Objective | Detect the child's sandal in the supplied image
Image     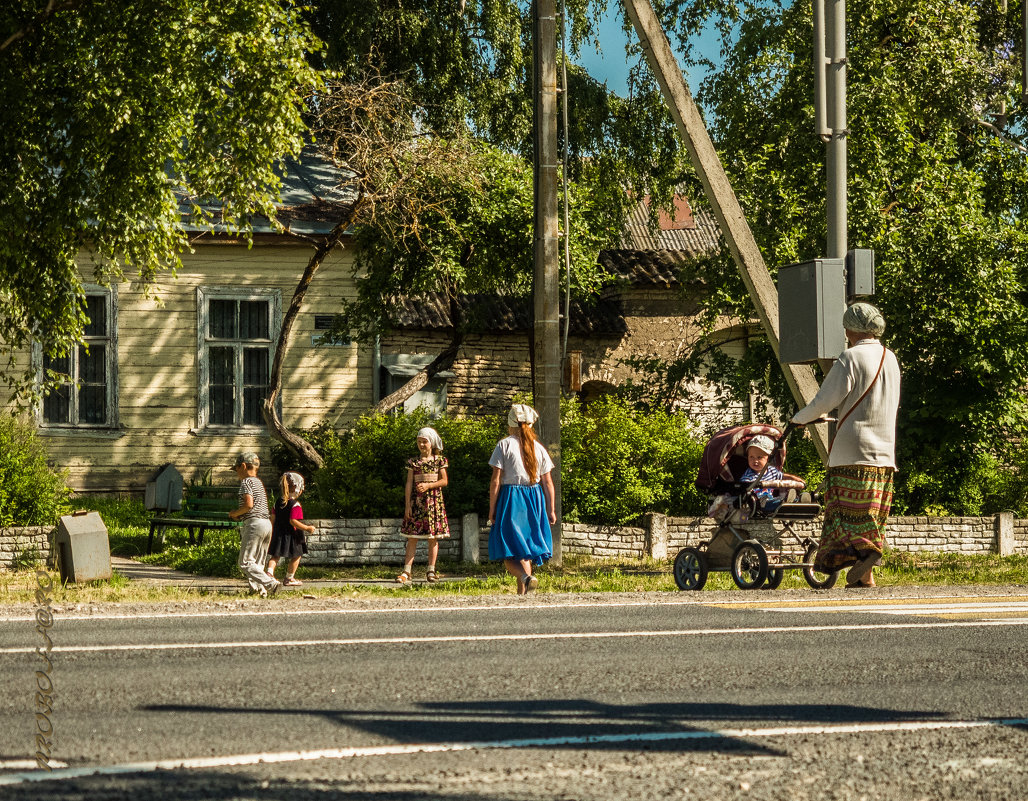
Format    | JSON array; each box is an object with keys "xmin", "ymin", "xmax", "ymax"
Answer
[
  {"xmin": 426, "ymin": 569, "xmax": 438, "ymax": 583},
  {"xmin": 396, "ymin": 571, "xmax": 411, "ymax": 585}
]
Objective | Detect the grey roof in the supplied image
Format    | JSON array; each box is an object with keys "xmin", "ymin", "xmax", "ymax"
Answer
[
  {"xmin": 619, "ymin": 205, "xmax": 721, "ymax": 255},
  {"xmin": 179, "ymin": 151, "xmax": 357, "ymax": 236}
]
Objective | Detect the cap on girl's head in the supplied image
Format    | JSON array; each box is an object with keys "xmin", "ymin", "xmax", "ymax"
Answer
[
  {"xmin": 417, "ymin": 427, "xmax": 443, "ymax": 452},
  {"xmin": 747, "ymin": 435, "xmax": 774, "ymax": 455},
  {"xmin": 508, "ymin": 403, "xmax": 539, "ymax": 427}
]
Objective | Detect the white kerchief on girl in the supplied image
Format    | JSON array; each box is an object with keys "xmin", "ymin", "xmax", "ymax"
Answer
[
  {"xmin": 285, "ymin": 471, "xmax": 305, "ymax": 497},
  {"xmin": 417, "ymin": 427, "xmax": 443, "ymax": 452},
  {"xmin": 508, "ymin": 404, "xmax": 539, "ymax": 427}
]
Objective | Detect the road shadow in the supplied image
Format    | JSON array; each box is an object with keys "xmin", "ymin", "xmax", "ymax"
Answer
[
  {"xmin": 0, "ymin": 771, "xmax": 506, "ymax": 801},
  {"xmin": 138, "ymin": 697, "xmax": 951, "ymax": 759}
]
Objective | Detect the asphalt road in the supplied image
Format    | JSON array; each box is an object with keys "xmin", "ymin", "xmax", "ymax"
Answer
[{"xmin": 2, "ymin": 591, "xmax": 1027, "ymax": 800}]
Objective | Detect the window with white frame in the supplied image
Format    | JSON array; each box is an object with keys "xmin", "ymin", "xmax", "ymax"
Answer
[
  {"xmin": 197, "ymin": 288, "xmax": 279, "ymax": 428},
  {"xmin": 40, "ymin": 288, "xmax": 117, "ymax": 428}
]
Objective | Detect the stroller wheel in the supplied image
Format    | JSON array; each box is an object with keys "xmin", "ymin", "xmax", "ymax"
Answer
[
  {"xmin": 762, "ymin": 568, "xmax": 784, "ymax": 590},
  {"xmin": 803, "ymin": 542, "xmax": 839, "ymax": 589},
  {"xmin": 673, "ymin": 547, "xmax": 709, "ymax": 591},
  {"xmin": 731, "ymin": 540, "xmax": 769, "ymax": 590}
]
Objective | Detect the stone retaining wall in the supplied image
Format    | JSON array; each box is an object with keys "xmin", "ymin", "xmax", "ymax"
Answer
[
  {"xmin": 0, "ymin": 527, "xmax": 53, "ymax": 570},
  {"xmin": 3, "ymin": 513, "xmax": 1026, "ymax": 571},
  {"xmin": 305, "ymin": 512, "xmax": 1028, "ymax": 565}
]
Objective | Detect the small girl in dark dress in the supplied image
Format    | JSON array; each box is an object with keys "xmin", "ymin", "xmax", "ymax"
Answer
[{"xmin": 266, "ymin": 472, "xmax": 315, "ymax": 587}]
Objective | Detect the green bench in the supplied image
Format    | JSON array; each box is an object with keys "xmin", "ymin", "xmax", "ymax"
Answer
[{"xmin": 146, "ymin": 485, "xmax": 243, "ymax": 555}]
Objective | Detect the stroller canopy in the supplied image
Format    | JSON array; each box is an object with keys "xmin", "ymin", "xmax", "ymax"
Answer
[{"xmin": 696, "ymin": 424, "xmax": 787, "ymax": 493}]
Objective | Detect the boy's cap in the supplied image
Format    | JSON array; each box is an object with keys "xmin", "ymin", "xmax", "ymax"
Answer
[{"xmin": 747, "ymin": 435, "xmax": 775, "ymax": 455}]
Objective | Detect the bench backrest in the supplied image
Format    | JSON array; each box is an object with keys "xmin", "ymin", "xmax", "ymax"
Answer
[
  {"xmin": 182, "ymin": 484, "xmax": 276, "ymax": 521},
  {"xmin": 184, "ymin": 486, "xmax": 239, "ymax": 521}
]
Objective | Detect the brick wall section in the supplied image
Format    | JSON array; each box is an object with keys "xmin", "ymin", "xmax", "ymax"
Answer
[{"xmin": 0, "ymin": 527, "xmax": 53, "ymax": 569}]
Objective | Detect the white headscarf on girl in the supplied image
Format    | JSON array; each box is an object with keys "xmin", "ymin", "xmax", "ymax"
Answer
[
  {"xmin": 508, "ymin": 403, "xmax": 539, "ymax": 427},
  {"xmin": 417, "ymin": 427, "xmax": 443, "ymax": 452},
  {"xmin": 284, "ymin": 471, "xmax": 305, "ymax": 498}
]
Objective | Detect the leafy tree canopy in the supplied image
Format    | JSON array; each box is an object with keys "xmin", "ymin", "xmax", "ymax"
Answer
[
  {"xmin": 0, "ymin": 0, "xmax": 321, "ymax": 398},
  {"xmin": 655, "ymin": 0, "xmax": 1028, "ymax": 513},
  {"xmin": 306, "ymin": 0, "xmax": 694, "ymax": 224}
]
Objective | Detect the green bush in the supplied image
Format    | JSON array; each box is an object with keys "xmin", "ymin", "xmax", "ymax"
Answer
[
  {"xmin": 0, "ymin": 414, "xmax": 71, "ymax": 526},
  {"xmin": 289, "ymin": 411, "xmax": 505, "ymax": 519},
  {"xmin": 561, "ymin": 396, "xmax": 707, "ymax": 524},
  {"xmin": 275, "ymin": 401, "xmax": 710, "ymax": 525}
]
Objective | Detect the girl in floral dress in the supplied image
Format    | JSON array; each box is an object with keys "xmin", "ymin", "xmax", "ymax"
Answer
[{"xmin": 397, "ymin": 427, "xmax": 450, "ymax": 584}]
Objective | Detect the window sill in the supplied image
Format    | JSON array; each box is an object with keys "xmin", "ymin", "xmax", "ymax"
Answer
[
  {"xmin": 38, "ymin": 427, "xmax": 126, "ymax": 439},
  {"xmin": 188, "ymin": 427, "xmax": 268, "ymax": 437}
]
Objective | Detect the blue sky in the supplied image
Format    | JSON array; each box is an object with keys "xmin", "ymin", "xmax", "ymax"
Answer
[{"xmin": 572, "ymin": 8, "xmax": 722, "ymax": 96}]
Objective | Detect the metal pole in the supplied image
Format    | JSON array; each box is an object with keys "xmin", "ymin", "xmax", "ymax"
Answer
[
  {"xmin": 533, "ymin": 0, "xmax": 563, "ymax": 563},
  {"xmin": 825, "ymin": 0, "xmax": 847, "ymax": 260}
]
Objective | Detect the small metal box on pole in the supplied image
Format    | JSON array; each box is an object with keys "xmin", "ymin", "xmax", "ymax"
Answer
[
  {"xmin": 778, "ymin": 258, "xmax": 847, "ymax": 364},
  {"xmin": 54, "ymin": 511, "xmax": 111, "ymax": 583},
  {"xmin": 846, "ymin": 248, "xmax": 875, "ymax": 298}
]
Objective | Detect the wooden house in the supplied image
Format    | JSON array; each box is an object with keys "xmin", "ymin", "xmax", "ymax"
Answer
[{"xmin": 3, "ymin": 159, "xmax": 367, "ymax": 492}]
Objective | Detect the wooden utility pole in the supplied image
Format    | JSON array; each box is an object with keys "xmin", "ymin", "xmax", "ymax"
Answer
[
  {"xmin": 622, "ymin": 0, "xmax": 830, "ymax": 459},
  {"xmin": 533, "ymin": 0, "xmax": 563, "ymax": 560}
]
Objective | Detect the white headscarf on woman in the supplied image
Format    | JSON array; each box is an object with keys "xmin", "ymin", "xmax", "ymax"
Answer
[
  {"xmin": 508, "ymin": 403, "xmax": 539, "ymax": 427},
  {"xmin": 417, "ymin": 427, "xmax": 443, "ymax": 452},
  {"xmin": 842, "ymin": 302, "xmax": 886, "ymax": 336}
]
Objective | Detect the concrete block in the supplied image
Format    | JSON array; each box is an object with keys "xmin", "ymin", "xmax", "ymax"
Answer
[
  {"xmin": 462, "ymin": 513, "xmax": 480, "ymax": 564},
  {"xmin": 995, "ymin": 512, "xmax": 1014, "ymax": 557}
]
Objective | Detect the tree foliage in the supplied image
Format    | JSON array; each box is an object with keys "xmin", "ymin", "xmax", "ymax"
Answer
[
  {"xmin": 654, "ymin": 0, "xmax": 1028, "ymax": 513},
  {"xmin": 306, "ymin": 0, "xmax": 694, "ymax": 221},
  {"xmin": 0, "ymin": 0, "xmax": 320, "ymax": 398}
]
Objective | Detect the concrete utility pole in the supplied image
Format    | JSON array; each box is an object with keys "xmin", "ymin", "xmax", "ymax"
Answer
[
  {"xmin": 622, "ymin": 0, "xmax": 830, "ymax": 459},
  {"xmin": 532, "ymin": 0, "xmax": 563, "ymax": 561}
]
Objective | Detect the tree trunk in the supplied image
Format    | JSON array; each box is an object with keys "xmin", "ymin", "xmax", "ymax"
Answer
[
  {"xmin": 262, "ymin": 206, "xmax": 359, "ymax": 468},
  {"xmin": 370, "ymin": 333, "xmax": 462, "ymax": 416}
]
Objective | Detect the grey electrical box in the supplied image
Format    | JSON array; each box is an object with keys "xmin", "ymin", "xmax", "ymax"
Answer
[
  {"xmin": 778, "ymin": 258, "xmax": 847, "ymax": 363},
  {"xmin": 846, "ymin": 248, "xmax": 875, "ymax": 298},
  {"xmin": 54, "ymin": 511, "xmax": 112, "ymax": 583}
]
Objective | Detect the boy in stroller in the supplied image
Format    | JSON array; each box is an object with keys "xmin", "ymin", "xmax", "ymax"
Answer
[{"xmin": 740, "ymin": 434, "xmax": 789, "ymax": 513}]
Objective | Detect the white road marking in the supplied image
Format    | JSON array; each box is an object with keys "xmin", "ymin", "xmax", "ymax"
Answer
[
  {"xmin": 0, "ymin": 618, "xmax": 1026, "ymax": 655},
  {"xmin": 2, "ymin": 717, "xmax": 1026, "ymax": 786},
  {"xmin": 1, "ymin": 594, "xmax": 1025, "ymax": 624},
  {"xmin": 0, "ymin": 760, "xmax": 68, "ymax": 770}
]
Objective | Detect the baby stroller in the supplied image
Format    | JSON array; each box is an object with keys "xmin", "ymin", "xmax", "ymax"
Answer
[{"xmin": 673, "ymin": 423, "xmax": 840, "ymax": 591}]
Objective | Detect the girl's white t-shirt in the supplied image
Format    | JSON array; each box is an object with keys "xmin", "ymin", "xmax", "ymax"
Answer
[{"xmin": 488, "ymin": 436, "xmax": 553, "ymax": 486}]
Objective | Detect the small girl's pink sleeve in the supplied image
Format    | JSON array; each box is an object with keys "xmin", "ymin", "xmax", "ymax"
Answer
[{"xmin": 290, "ymin": 503, "xmax": 304, "ymax": 521}]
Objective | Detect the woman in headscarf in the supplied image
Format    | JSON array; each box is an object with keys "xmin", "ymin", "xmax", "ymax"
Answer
[
  {"xmin": 487, "ymin": 404, "xmax": 557, "ymax": 594},
  {"xmin": 792, "ymin": 302, "xmax": 902, "ymax": 587}
]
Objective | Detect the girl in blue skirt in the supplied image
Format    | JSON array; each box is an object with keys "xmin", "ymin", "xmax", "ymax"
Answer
[{"xmin": 487, "ymin": 403, "xmax": 557, "ymax": 594}]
